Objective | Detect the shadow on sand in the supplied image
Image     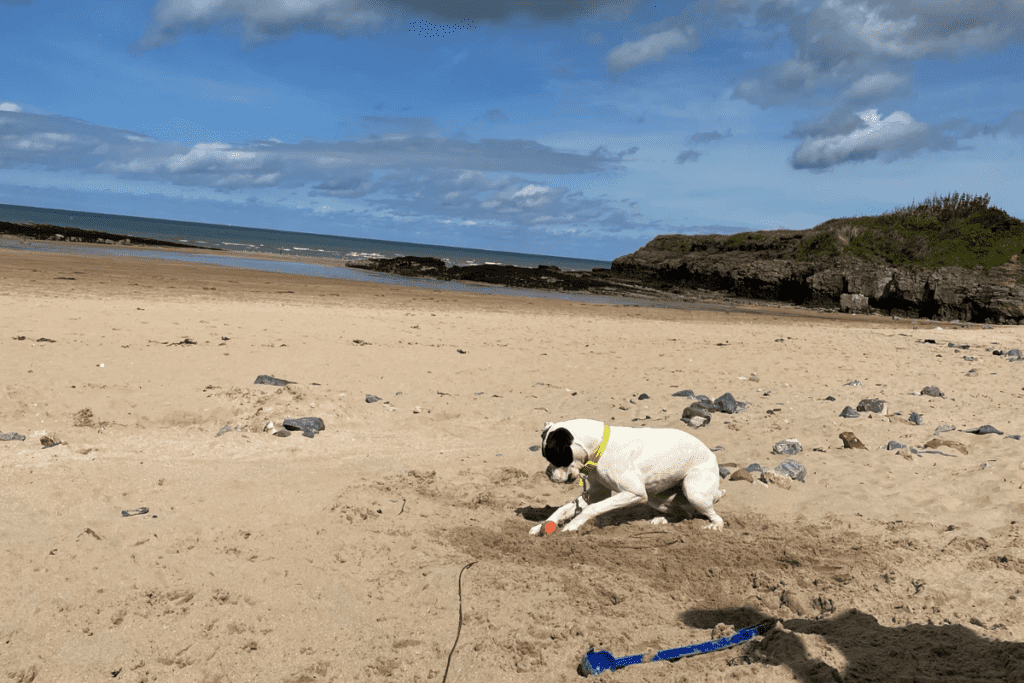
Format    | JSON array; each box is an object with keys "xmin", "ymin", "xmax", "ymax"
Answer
[{"xmin": 683, "ymin": 606, "xmax": 1024, "ymax": 682}]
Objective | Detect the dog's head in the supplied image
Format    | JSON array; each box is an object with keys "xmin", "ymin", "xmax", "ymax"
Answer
[{"xmin": 540, "ymin": 421, "xmax": 583, "ymax": 484}]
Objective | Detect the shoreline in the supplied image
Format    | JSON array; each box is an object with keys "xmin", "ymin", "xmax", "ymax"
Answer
[{"xmin": 1, "ymin": 236, "xmax": 988, "ymax": 327}]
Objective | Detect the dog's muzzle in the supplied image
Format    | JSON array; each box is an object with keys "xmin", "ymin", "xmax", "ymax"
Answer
[{"xmin": 546, "ymin": 463, "xmax": 580, "ymax": 485}]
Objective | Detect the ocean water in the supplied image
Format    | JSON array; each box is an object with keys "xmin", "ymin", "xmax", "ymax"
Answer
[{"xmin": 0, "ymin": 203, "xmax": 612, "ymax": 271}]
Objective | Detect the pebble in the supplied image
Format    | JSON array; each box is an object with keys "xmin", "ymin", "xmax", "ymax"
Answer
[
  {"xmin": 840, "ymin": 406, "xmax": 860, "ymax": 418},
  {"xmin": 718, "ymin": 466, "xmax": 730, "ymax": 479},
  {"xmin": 366, "ymin": 394, "xmax": 382, "ymax": 403},
  {"xmin": 933, "ymin": 424, "xmax": 956, "ymax": 435},
  {"xmin": 713, "ymin": 392, "xmax": 748, "ymax": 414},
  {"xmin": 0, "ymin": 432, "xmax": 26, "ymax": 441},
  {"xmin": 683, "ymin": 415, "xmax": 709, "ymax": 428},
  {"xmin": 962, "ymin": 425, "xmax": 1003, "ymax": 435},
  {"xmin": 856, "ymin": 398, "xmax": 888, "ymax": 415},
  {"xmin": 909, "ymin": 412, "xmax": 924, "ymax": 425},
  {"xmin": 921, "ymin": 386, "xmax": 945, "ymax": 398},
  {"xmin": 729, "ymin": 468, "xmax": 754, "ymax": 482},
  {"xmin": 745, "ymin": 463, "xmax": 765, "ymax": 473},
  {"xmin": 40, "ymin": 435, "xmax": 63, "ymax": 449},
  {"xmin": 254, "ymin": 374, "xmax": 294, "ymax": 386},
  {"xmin": 215, "ymin": 425, "xmax": 232, "ymax": 437},
  {"xmin": 825, "ymin": 396, "xmax": 836, "ymax": 401},
  {"xmin": 840, "ymin": 432, "xmax": 867, "ymax": 449},
  {"xmin": 760, "ymin": 471, "xmax": 792, "ymax": 489},
  {"xmin": 886, "ymin": 440, "xmax": 907, "ymax": 450},
  {"xmin": 773, "ymin": 439, "xmax": 802, "ymax": 455},
  {"xmin": 844, "ymin": 380, "xmax": 862, "ymax": 387},
  {"xmin": 774, "ymin": 458, "xmax": 806, "ymax": 482},
  {"xmin": 672, "ymin": 389, "xmax": 696, "ymax": 398},
  {"xmin": 637, "ymin": 393, "xmax": 650, "ymax": 401},
  {"xmin": 283, "ymin": 417, "xmax": 326, "ymax": 438}
]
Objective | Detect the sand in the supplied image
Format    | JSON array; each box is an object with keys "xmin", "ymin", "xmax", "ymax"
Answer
[{"xmin": 1, "ymin": 247, "xmax": 1022, "ymax": 683}]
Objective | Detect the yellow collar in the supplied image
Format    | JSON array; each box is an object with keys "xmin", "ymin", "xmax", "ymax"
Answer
[{"xmin": 578, "ymin": 424, "xmax": 611, "ymax": 486}]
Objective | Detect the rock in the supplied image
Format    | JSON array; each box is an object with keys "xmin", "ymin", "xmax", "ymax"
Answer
[
  {"xmin": 718, "ymin": 466, "xmax": 731, "ymax": 479},
  {"xmin": 774, "ymin": 459, "xmax": 806, "ymax": 482},
  {"xmin": 921, "ymin": 386, "xmax": 945, "ymax": 398},
  {"xmin": 963, "ymin": 425, "xmax": 1003, "ymax": 435},
  {"xmin": 283, "ymin": 417, "xmax": 326, "ymax": 438},
  {"xmin": 948, "ymin": 342, "xmax": 970, "ymax": 349},
  {"xmin": 274, "ymin": 429, "xmax": 290, "ymax": 437},
  {"xmin": 923, "ymin": 438, "xmax": 968, "ymax": 455},
  {"xmin": 909, "ymin": 412, "xmax": 924, "ymax": 425},
  {"xmin": 856, "ymin": 398, "xmax": 888, "ymax": 415},
  {"xmin": 255, "ymin": 374, "xmax": 294, "ymax": 386},
  {"xmin": 683, "ymin": 415, "xmax": 708, "ymax": 428},
  {"xmin": 713, "ymin": 392, "xmax": 748, "ymax": 414},
  {"xmin": 825, "ymin": 396, "xmax": 836, "ymax": 401},
  {"xmin": 843, "ymin": 380, "xmax": 862, "ymax": 387},
  {"xmin": 965, "ymin": 368, "xmax": 978, "ymax": 376},
  {"xmin": 40, "ymin": 435, "xmax": 62, "ymax": 449},
  {"xmin": 886, "ymin": 440, "xmax": 907, "ymax": 450},
  {"xmin": 672, "ymin": 389, "xmax": 696, "ymax": 398},
  {"xmin": 365, "ymin": 394, "xmax": 382, "ymax": 403},
  {"xmin": 637, "ymin": 393, "xmax": 650, "ymax": 401},
  {"xmin": 773, "ymin": 439, "xmax": 802, "ymax": 455},
  {"xmin": 729, "ymin": 468, "xmax": 754, "ymax": 482},
  {"xmin": 0, "ymin": 432, "xmax": 27, "ymax": 441},
  {"xmin": 682, "ymin": 403, "xmax": 712, "ymax": 425},
  {"xmin": 1006, "ymin": 434, "xmax": 1021, "ymax": 440},
  {"xmin": 933, "ymin": 424, "xmax": 956, "ymax": 435},
  {"xmin": 216, "ymin": 425, "xmax": 232, "ymax": 437},
  {"xmin": 840, "ymin": 432, "xmax": 867, "ymax": 449},
  {"xmin": 760, "ymin": 471, "xmax": 792, "ymax": 489},
  {"xmin": 840, "ymin": 406, "xmax": 860, "ymax": 418}
]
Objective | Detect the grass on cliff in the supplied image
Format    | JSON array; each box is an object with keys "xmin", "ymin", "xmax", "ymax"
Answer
[{"xmin": 657, "ymin": 193, "xmax": 1024, "ymax": 270}]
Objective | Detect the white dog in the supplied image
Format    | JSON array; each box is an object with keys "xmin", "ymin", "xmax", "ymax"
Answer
[{"xmin": 529, "ymin": 419, "xmax": 725, "ymax": 535}]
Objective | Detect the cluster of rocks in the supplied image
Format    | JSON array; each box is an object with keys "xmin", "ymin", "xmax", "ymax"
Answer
[
  {"xmin": 0, "ymin": 220, "xmax": 218, "ymax": 250},
  {"xmin": 719, "ymin": 455, "xmax": 807, "ymax": 489},
  {"xmin": 676, "ymin": 390, "xmax": 749, "ymax": 428}
]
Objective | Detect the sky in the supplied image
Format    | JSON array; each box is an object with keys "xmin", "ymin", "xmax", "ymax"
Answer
[{"xmin": 1, "ymin": 0, "xmax": 1023, "ymax": 261}]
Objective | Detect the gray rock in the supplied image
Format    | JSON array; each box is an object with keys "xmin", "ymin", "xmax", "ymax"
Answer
[
  {"xmin": 283, "ymin": 417, "xmax": 326, "ymax": 438},
  {"xmin": 683, "ymin": 415, "xmax": 709, "ymax": 428},
  {"xmin": 637, "ymin": 393, "xmax": 650, "ymax": 401},
  {"xmin": 843, "ymin": 380, "xmax": 862, "ymax": 387},
  {"xmin": 933, "ymin": 424, "xmax": 956, "ymax": 435},
  {"xmin": 713, "ymin": 392, "xmax": 748, "ymax": 414},
  {"xmin": 718, "ymin": 466, "xmax": 731, "ymax": 479},
  {"xmin": 693, "ymin": 395, "xmax": 714, "ymax": 410},
  {"xmin": 774, "ymin": 458, "xmax": 806, "ymax": 482},
  {"xmin": 963, "ymin": 425, "xmax": 1003, "ymax": 435},
  {"xmin": 840, "ymin": 406, "xmax": 860, "ymax": 418},
  {"xmin": 909, "ymin": 412, "xmax": 924, "ymax": 425},
  {"xmin": 672, "ymin": 389, "xmax": 696, "ymax": 398},
  {"xmin": 856, "ymin": 398, "xmax": 888, "ymax": 415},
  {"xmin": 529, "ymin": 445, "xmax": 540, "ymax": 451},
  {"xmin": 365, "ymin": 394, "xmax": 383, "ymax": 403},
  {"xmin": 0, "ymin": 432, "xmax": 26, "ymax": 441},
  {"xmin": 921, "ymin": 386, "xmax": 945, "ymax": 398},
  {"xmin": 825, "ymin": 396, "xmax": 836, "ymax": 401},
  {"xmin": 1006, "ymin": 434, "xmax": 1021, "ymax": 441},
  {"xmin": 745, "ymin": 463, "xmax": 764, "ymax": 473},
  {"xmin": 886, "ymin": 440, "xmax": 907, "ymax": 450},
  {"xmin": 948, "ymin": 342, "xmax": 970, "ymax": 349},
  {"xmin": 773, "ymin": 439, "xmax": 802, "ymax": 456},
  {"xmin": 216, "ymin": 425, "xmax": 232, "ymax": 437},
  {"xmin": 273, "ymin": 429, "xmax": 290, "ymax": 437},
  {"xmin": 683, "ymin": 403, "xmax": 712, "ymax": 420},
  {"xmin": 255, "ymin": 374, "xmax": 294, "ymax": 386}
]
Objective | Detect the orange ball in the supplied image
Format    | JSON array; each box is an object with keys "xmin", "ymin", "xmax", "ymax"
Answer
[{"xmin": 543, "ymin": 521, "xmax": 557, "ymax": 535}]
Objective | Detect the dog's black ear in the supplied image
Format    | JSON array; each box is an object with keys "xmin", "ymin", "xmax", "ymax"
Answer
[{"xmin": 542, "ymin": 427, "xmax": 574, "ymax": 468}]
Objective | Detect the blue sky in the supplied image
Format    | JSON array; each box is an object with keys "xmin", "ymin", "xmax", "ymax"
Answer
[{"xmin": 1, "ymin": 0, "xmax": 1023, "ymax": 261}]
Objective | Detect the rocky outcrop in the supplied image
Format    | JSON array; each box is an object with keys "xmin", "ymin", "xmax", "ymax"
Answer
[{"xmin": 612, "ymin": 239, "xmax": 1024, "ymax": 324}]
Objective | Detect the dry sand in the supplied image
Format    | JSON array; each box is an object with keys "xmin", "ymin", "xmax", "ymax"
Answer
[{"xmin": 1, "ymin": 247, "xmax": 1022, "ymax": 683}]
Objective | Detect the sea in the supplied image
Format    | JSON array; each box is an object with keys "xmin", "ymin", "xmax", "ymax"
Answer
[{"xmin": 1, "ymin": 202, "xmax": 682, "ymax": 307}]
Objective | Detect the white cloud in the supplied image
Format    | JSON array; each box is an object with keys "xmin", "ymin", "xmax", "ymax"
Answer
[
  {"xmin": 841, "ymin": 71, "xmax": 911, "ymax": 102},
  {"xmin": 0, "ymin": 102, "xmax": 22, "ymax": 112},
  {"xmin": 790, "ymin": 107, "xmax": 958, "ymax": 170},
  {"xmin": 605, "ymin": 26, "xmax": 698, "ymax": 73}
]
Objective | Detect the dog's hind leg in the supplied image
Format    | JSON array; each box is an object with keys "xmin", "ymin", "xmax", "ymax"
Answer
[{"xmin": 683, "ymin": 470, "xmax": 725, "ymax": 531}]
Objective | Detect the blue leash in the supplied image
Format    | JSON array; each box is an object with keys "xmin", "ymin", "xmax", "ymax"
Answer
[{"xmin": 578, "ymin": 619, "xmax": 776, "ymax": 676}]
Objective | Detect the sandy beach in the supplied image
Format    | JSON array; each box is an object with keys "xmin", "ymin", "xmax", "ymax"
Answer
[{"xmin": 2, "ymin": 247, "xmax": 1022, "ymax": 683}]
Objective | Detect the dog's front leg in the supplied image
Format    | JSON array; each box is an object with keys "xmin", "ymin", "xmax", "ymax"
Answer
[
  {"xmin": 561, "ymin": 491, "xmax": 645, "ymax": 533},
  {"xmin": 529, "ymin": 495, "xmax": 588, "ymax": 536}
]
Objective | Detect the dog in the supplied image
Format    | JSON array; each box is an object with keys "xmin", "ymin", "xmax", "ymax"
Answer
[{"xmin": 529, "ymin": 419, "xmax": 724, "ymax": 535}]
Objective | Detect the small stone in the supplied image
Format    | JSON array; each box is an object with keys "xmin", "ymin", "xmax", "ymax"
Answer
[
  {"xmin": 637, "ymin": 393, "xmax": 650, "ymax": 401},
  {"xmin": 718, "ymin": 466, "xmax": 731, "ymax": 479},
  {"xmin": 274, "ymin": 429, "xmax": 290, "ymax": 437},
  {"xmin": 774, "ymin": 459, "xmax": 806, "ymax": 482},
  {"xmin": 529, "ymin": 445, "xmax": 539, "ymax": 451},
  {"xmin": 840, "ymin": 432, "xmax": 867, "ymax": 449},
  {"xmin": 773, "ymin": 439, "xmax": 802, "ymax": 456},
  {"xmin": 283, "ymin": 417, "xmax": 326, "ymax": 438},
  {"xmin": 40, "ymin": 435, "xmax": 62, "ymax": 449},
  {"xmin": 216, "ymin": 425, "xmax": 232, "ymax": 437},
  {"xmin": 825, "ymin": 396, "xmax": 836, "ymax": 401},
  {"xmin": 963, "ymin": 425, "xmax": 1003, "ymax": 435},
  {"xmin": 760, "ymin": 471, "xmax": 792, "ymax": 489},
  {"xmin": 933, "ymin": 424, "xmax": 956, "ymax": 436},
  {"xmin": 921, "ymin": 386, "xmax": 945, "ymax": 398},
  {"xmin": 745, "ymin": 463, "xmax": 764, "ymax": 473},
  {"xmin": 255, "ymin": 374, "xmax": 294, "ymax": 386},
  {"xmin": 729, "ymin": 468, "xmax": 754, "ymax": 482},
  {"xmin": 843, "ymin": 380, "xmax": 862, "ymax": 387},
  {"xmin": 840, "ymin": 406, "xmax": 860, "ymax": 418},
  {"xmin": 856, "ymin": 398, "xmax": 888, "ymax": 415},
  {"xmin": 683, "ymin": 415, "xmax": 708, "ymax": 428},
  {"xmin": 713, "ymin": 392, "xmax": 748, "ymax": 414},
  {"xmin": 366, "ymin": 394, "xmax": 382, "ymax": 403},
  {"xmin": 683, "ymin": 403, "xmax": 712, "ymax": 420},
  {"xmin": 672, "ymin": 389, "xmax": 696, "ymax": 398},
  {"xmin": 0, "ymin": 432, "xmax": 27, "ymax": 441},
  {"xmin": 909, "ymin": 412, "xmax": 924, "ymax": 425},
  {"xmin": 1005, "ymin": 434, "xmax": 1021, "ymax": 441},
  {"xmin": 886, "ymin": 440, "xmax": 907, "ymax": 450}
]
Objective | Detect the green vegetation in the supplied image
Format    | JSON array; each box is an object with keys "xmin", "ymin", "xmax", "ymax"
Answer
[{"xmin": 659, "ymin": 193, "xmax": 1024, "ymax": 270}]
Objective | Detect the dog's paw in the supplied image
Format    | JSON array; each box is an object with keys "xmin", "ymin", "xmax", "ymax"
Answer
[
  {"xmin": 529, "ymin": 523, "xmax": 545, "ymax": 536},
  {"xmin": 703, "ymin": 518, "xmax": 725, "ymax": 531}
]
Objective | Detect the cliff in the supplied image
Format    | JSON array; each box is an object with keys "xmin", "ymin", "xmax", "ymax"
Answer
[{"xmin": 611, "ymin": 194, "xmax": 1024, "ymax": 324}]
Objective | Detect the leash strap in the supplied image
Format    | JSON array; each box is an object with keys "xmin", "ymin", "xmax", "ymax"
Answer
[{"xmin": 578, "ymin": 424, "xmax": 611, "ymax": 486}]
